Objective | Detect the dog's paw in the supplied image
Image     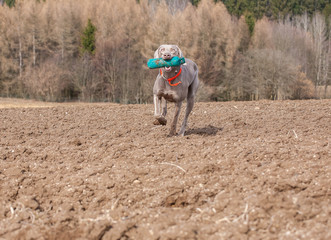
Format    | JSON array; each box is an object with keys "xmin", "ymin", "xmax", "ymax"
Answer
[
  {"xmin": 153, "ymin": 119, "xmax": 161, "ymax": 125},
  {"xmin": 158, "ymin": 116, "xmax": 167, "ymax": 125},
  {"xmin": 153, "ymin": 117, "xmax": 167, "ymax": 126},
  {"xmin": 154, "ymin": 116, "xmax": 167, "ymax": 126},
  {"xmin": 168, "ymin": 128, "xmax": 176, "ymax": 137}
]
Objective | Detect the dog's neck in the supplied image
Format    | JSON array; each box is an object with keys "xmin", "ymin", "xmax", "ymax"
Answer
[
  {"xmin": 161, "ymin": 66, "xmax": 180, "ymax": 79},
  {"xmin": 160, "ymin": 67, "xmax": 182, "ymax": 87}
]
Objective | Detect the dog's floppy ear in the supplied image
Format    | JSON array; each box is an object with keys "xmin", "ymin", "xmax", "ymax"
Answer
[
  {"xmin": 154, "ymin": 45, "xmax": 163, "ymax": 58},
  {"xmin": 175, "ymin": 45, "xmax": 183, "ymax": 57}
]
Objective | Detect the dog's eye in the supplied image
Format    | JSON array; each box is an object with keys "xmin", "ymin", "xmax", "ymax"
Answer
[
  {"xmin": 170, "ymin": 48, "xmax": 176, "ymax": 53},
  {"xmin": 160, "ymin": 48, "xmax": 165, "ymax": 52}
]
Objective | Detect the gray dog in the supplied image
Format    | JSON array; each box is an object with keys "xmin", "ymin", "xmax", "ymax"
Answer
[{"xmin": 153, "ymin": 45, "xmax": 199, "ymax": 136}]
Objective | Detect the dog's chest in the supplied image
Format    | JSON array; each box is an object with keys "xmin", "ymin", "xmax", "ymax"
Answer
[{"xmin": 157, "ymin": 89, "xmax": 180, "ymax": 102}]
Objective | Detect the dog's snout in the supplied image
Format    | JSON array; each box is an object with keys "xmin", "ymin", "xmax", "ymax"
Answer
[{"xmin": 162, "ymin": 52, "xmax": 172, "ymax": 60}]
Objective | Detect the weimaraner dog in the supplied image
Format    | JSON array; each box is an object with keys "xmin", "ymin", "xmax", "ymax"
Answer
[{"xmin": 153, "ymin": 45, "xmax": 199, "ymax": 136}]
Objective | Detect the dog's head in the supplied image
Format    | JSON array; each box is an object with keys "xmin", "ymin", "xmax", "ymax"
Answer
[{"xmin": 154, "ymin": 45, "xmax": 183, "ymax": 72}]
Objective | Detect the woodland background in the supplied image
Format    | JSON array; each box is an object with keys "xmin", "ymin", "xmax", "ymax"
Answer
[{"xmin": 0, "ymin": 0, "xmax": 331, "ymax": 102}]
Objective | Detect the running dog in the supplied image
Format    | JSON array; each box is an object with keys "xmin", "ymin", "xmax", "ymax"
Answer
[{"xmin": 153, "ymin": 45, "xmax": 199, "ymax": 136}]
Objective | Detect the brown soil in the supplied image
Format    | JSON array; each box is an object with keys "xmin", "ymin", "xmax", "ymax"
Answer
[{"xmin": 0, "ymin": 99, "xmax": 330, "ymax": 239}]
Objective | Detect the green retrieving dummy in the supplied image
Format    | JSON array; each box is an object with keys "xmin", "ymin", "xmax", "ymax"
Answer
[{"xmin": 147, "ymin": 56, "xmax": 185, "ymax": 69}]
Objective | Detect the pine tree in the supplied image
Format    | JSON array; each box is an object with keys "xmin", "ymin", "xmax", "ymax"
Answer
[
  {"xmin": 245, "ymin": 11, "xmax": 255, "ymax": 36},
  {"xmin": 81, "ymin": 18, "xmax": 97, "ymax": 55},
  {"xmin": 5, "ymin": 0, "xmax": 15, "ymax": 8}
]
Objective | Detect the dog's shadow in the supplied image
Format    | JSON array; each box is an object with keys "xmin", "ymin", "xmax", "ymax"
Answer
[{"xmin": 185, "ymin": 125, "xmax": 223, "ymax": 136}]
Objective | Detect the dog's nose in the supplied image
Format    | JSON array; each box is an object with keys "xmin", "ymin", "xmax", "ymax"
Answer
[{"xmin": 162, "ymin": 53, "xmax": 172, "ymax": 59}]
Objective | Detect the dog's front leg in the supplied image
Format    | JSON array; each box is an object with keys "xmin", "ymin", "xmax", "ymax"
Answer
[
  {"xmin": 161, "ymin": 97, "xmax": 167, "ymax": 117},
  {"xmin": 153, "ymin": 95, "xmax": 167, "ymax": 125},
  {"xmin": 153, "ymin": 94, "xmax": 161, "ymax": 117},
  {"xmin": 169, "ymin": 101, "xmax": 182, "ymax": 136}
]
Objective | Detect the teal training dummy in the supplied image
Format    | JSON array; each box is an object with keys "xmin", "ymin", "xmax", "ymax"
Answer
[{"xmin": 147, "ymin": 56, "xmax": 185, "ymax": 69}]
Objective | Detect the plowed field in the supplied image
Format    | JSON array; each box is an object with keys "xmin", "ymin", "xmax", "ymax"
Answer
[{"xmin": 0, "ymin": 98, "xmax": 330, "ymax": 239}]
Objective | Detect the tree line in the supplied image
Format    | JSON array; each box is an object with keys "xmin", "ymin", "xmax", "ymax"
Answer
[
  {"xmin": 192, "ymin": 0, "xmax": 331, "ymax": 19},
  {"xmin": 0, "ymin": 0, "xmax": 330, "ymax": 102},
  {"xmin": 4, "ymin": 0, "xmax": 331, "ymax": 19}
]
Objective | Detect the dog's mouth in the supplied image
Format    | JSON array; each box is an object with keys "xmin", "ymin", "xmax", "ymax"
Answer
[{"xmin": 164, "ymin": 66, "xmax": 172, "ymax": 72}]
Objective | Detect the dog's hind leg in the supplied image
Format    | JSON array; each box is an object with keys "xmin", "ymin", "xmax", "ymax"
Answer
[
  {"xmin": 178, "ymin": 96, "xmax": 194, "ymax": 136},
  {"xmin": 178, "ymin": 77, "xmax": 199, "ymax": 136},
  {"xmin": 169, "ymin": 101, "xmax": 182, "ymax": 136}
]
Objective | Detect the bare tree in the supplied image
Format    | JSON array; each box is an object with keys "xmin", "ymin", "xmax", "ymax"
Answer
[
  {"xmin": 310, "ymin": 13, "xmax": 328, "ymax": 95},
  {"xmin": 166, "ymin": 0, "xmax": 189, "ymax": 15},
  {"xmin": 15, "ymin": 1, "xmax": 24, "ymax": 78},
  {"xmin": 148, "ymin": 0, "xmax": 189, "ymax": 15},
  {"xmin": 295, "ymin": 12, "xmax": 310, "ymax": 74},
  {"xmin": 291, "ymin": 71, "xmax": 314, "ymax": 99},
  {"xmin": 251, "ymin": 17, "xmax": 273, "ymax": 49},
  {"xmin": 25, "ymin": 0, "xmax": 43, "ymax": 67},
  {"xmin": 237, "ymin": 49, "xmax": 297, "ymax": 100},
  {"xmin": 193, "ymin": 0, "xmax": 230, "ymax": 86},
  {"xmin": 23, "ymin": 60, "xmax": 71, "ymax": 101},
  {"xmin": 55, "ymin": 0, "xmax": 81, "ymax": 61}
]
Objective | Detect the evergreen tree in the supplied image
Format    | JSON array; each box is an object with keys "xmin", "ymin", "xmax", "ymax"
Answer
[
  {"xmin": 4, "ymin": 0, "xmax": 15, "ymax": 7},
  {"xmin": 190, "ymin": 0, "xmax": 331, "ymax": 19},
  {"xmin": 245, "ymin": 11, "xmax": 255, "ymax": 36},
  {"xmin": 81, "ymin": 18, "xmax": 97, "ymax": 55},
  {"xmin": 190, "ymin": 0, "xmax": 200, "ymax": 6}
]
